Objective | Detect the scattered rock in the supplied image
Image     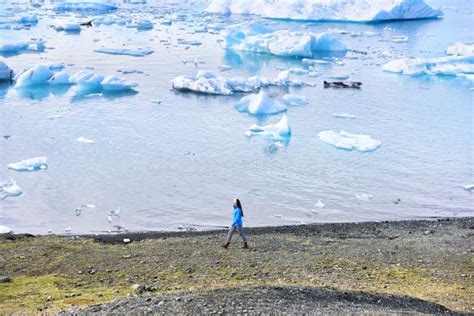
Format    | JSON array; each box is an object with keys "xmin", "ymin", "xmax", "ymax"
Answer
[{"xmin": 0, "ymin": 276, "xmax": 11, "ymax": 283}]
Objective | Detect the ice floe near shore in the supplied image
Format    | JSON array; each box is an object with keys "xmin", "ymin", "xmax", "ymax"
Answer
[
  {"xmin": 235, "ymin": 90, "xmax": 287, "ymax": 115},
  {"xmin": 0, "ymin": 180, "xmax": 23, "ymax": 200},
  {"xmin": 8, "ymin": 156, "xmax": 48, "ymax": 171},
  {"xmin": 94, "ymin": 48, "xmax": 153, "ymax": 57},
  {"xmin": 171, "ymin": 70, "xmax": 313, "ymax": 95},
  {"xmin": 223, "ymin": 23, "xmax": 346, "ymax": 58},
  {"xmin": 206, "ymin": 0, "xmax": 443, "ymax": 22},
  {"xmin": 0, "ymin": 62, "xmax": 13, "ymax": 81},
  {"xmin": 246, "ymin": 115, "xmax": 291, "ymax": 140},
  {"xmin": 318, "ymin": 130, "xmax": 381, "ymax": 152}
]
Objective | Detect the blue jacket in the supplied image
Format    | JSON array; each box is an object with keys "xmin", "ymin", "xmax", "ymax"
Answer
[{"xmin": 231, "ymin": 207, "xmax": 243, "ymax": 227}]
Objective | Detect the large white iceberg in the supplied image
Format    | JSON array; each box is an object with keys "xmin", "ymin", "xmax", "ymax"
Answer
[
  {"xmin": 223, "ymin": 24, "xmax": 346, "ymax": 58},
  {"xmin": 0, "ymin": 180, "xmax": 23, "ymax": 200},
  {"xmin": 14, "ymin": 65, "xmax": 53, "ymax": 88},
  {"xmin": 206, "ymin": 0, "xmax": 443, "ymax": 22},
  {"xmin": 94, "ymin": 48, "xmax": 153, "ymax": 57},
  {"xmin": 0, "ymin": 61, "xmax": 13, "ymax": 81},
  {"xmin": 383, "ymin": 55, "xmax": 474, "ymax": 76},
  {"xmin": 318, "ymin": 130, "xmax": 381, "ymax": 152},
  {"xmin": 246, "ymin": 115, "xmax": 291, "ymax": 140},
  {"xmin": 235, "ymin": 90, "xmax": 287, "ymax": 115},
  {"xmin": 171, "ymin": 70, "xmax": 313, "ymax": 95},
  {"xmin": 8, "ymin": 156, "xmax": 48, "ymax": 171}
]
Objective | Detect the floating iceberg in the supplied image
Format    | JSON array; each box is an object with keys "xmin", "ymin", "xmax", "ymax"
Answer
[
  {"xmin": 383, "ymin": 55, "xmax": 474, "ymax": 76},
  {"xmin": 14, "ymin": 65, "xmax": 53, "ymax": 88},
  {"xmin": 101, "ymin": 75, "xmax": 138, "ymax": 91},
  {"xmin": 235, "ymin": 90, "xmax": 287, "ymax": 115},
  {"xmin": 283, "ymin": 94, "xmax": 308, "ymax": 106},
  {"xmin": 0, "ymin": 180, "xmax": 23, "ymax": 200},
  {"xmin": 246, "ymin": 115, "xmax": 291, "ymax": 140},
  {"xmin": 70, "ymin": 71, "xmax": 104, "ymax": 89},
  {"xmin": 223, "ymin": 24, "xmax": 346, "ymax": 58},
  {"xmin": 16, "ymin": 15, "xmax": 38, "ymax": 25},
  {"xmin": 54, "ymin": 23, "xmax": 81, "ymax": 32},
  {"xmin": 136, "ymin": 19, "xmax": 153, "ymax": 30},
  {"xmin": 0, "ymin": 40, "xmax": 45, "ymax": 55},
  {"xmin": 446, "ymin": 43, "xmax": 474, "ymax": 56},
  {"xmin": 77, "ymin": 136, "xmax": 95, "ymax": 144},
  {"xmin": 7, "ymin": 156, "xmax": 48, "ymax": 171},
  {"xmin": 94, "ymin": 48, "xmax": 153, "ymax": 57},
  {"xmin": 54, "ymin": 1, "xmax": 117, "ymax": 13},
  {"xmin": 0, "ymin": 61, "xmax": 13, "ymax": 81},
  {"xmin": 49, "ymin": 71, "xmax": 72, "ymax": 85},
  {"xmin": 463, "ymin": 184, "xmax": 474, "ymax": 192},
  {"xmin": 171, "ymin": 70, "xmax": 313, "ymax": 95},
  {"xmin": 318, "ymin": 130, "xmax": 381, "ymax": 152},
  {"xmin": 333, "ymin": 113, "xmax": 356, "ymax": 119},
  {"xmin": 206, "ymin": 0, "xmax": 443, "ymax": 22}
]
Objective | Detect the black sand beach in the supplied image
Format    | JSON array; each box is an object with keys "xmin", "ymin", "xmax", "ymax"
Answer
[{"xmin": 1, "ymin": 217, "xmax": 473, "ymax": 314}]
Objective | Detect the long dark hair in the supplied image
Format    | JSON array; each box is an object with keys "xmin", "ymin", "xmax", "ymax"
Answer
[{"xmin": 234, "ymin": 198, "xmax": 244, "ymax": 217}]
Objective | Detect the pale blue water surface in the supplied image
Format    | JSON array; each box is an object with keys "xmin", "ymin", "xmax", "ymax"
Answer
[{"xmin": 0, "ymin": 0, "xmax": 473, "ymax": 234}]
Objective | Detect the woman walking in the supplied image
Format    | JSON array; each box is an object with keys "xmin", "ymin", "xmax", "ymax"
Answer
[{"xmin": 222, "ymin": 198, "xmax": 248, "ymax": 249}]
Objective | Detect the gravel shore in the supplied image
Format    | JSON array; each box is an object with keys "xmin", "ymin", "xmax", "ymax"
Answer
[{"xmin": 1, "ymin": 217, "xmax": 473, "ymax": 314}]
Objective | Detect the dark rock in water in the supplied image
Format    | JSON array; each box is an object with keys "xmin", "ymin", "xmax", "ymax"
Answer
[
  {"xmin": 0, "ymin": 276, "xmax": 11, "ymax": 283},
  {"xmin": 324, "ymin": 80, "xmax": 362, "ymax": 89}
]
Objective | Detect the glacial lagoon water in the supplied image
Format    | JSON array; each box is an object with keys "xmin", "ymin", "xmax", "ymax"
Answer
[{"xmin": 0, "ymin": 0, "xmax": 473, "ymax": 234}]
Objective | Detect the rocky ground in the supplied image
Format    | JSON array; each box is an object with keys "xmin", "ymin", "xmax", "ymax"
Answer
[{"xmin": 0, "ymin": 217, "xmax": 473, "ymax": 314}]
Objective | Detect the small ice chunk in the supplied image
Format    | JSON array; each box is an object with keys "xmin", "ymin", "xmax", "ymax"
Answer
[
  {"xmin": 8, "ymin": 156, "xmax": 48, "ymax": 171},
  {"xmin": 356, "ymin": 193, "xmax": 373, "ymax": 201},
  {"xmin": 14, "ymin": 65, "xmax": 53, "ymax": 88},
  {"xmin": 318, "ymin": 130, "xmax": 381, "ymax": 152},
  {"xmin": 77, "ymin": 136, "xmax": 95, "ymax": 144},
  {"xmin": 246, "ymin": 115, "xmax": 291, "ymax": 140},
  {"xmin": 283, "ymin": 94, "xmax": 308, "ymax": 106},
  {"xmin": 94, "ymin": 48, "xmax": 153, "ymax": 57},
  {"xmin": 333, "ymin": 113, "xmax": 356, "ymax": 119},
  {"xmin": 218, "ymin": 64, "xmax": 232, "ymax": 71},
  {"xmin": 150, "ymin": 99, "xmax": 162, "ymax": 104},
  {"xmin": 0, "ymin": 40, "xmax": 45, "ymax": 54},
  {"xmin": 136, "ymin": 20, "xmax": 153, "ymax": 30},
  {"xmin": 171, "ymin": 72, "xmax": 233, "ymax": 95},
  {"xmin": 100, "ymin": 75, "xmax": 138, "ymax": 91},
  {"xmin": 235, "ymin": 90, "xmax": 287, "ymax": 114},
  {"xmin": 463, "ymin": 184, "xmax": 474, "ymax": 192},
  {"xmin": 48, "ymin": 71, "xmax": 72, "ymax": 85},
  {"xmin": 54, "ymin": 23, "xmax": 81, "ymax": 32},
  {"xmin": 446, "ymin": 43, "xmax": 474, "ymax": 56},
  {"xmin": 0, "ymin": 180, "xmax": 23, "ymax": 200},
  {"xmin": 0, "ymin": 61, "xmax": 13, "ymax": 81},
  {"xmin": 390, "ymin": 35, "xmax": 408, "ymax": 43}
]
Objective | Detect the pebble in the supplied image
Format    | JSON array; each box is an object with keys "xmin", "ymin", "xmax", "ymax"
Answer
[{"xmin": 0, "ymin": 276, "xmax": 11, "ymax": 283}]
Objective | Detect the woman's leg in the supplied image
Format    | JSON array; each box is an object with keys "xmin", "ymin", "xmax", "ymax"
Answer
[
  {"xmin": 226, "ymin": 226, "xmax": 236, "ymax": 243},
  {"xmin": 237, "ymin": 226, "xmax": 248, "ymax": 242}
]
